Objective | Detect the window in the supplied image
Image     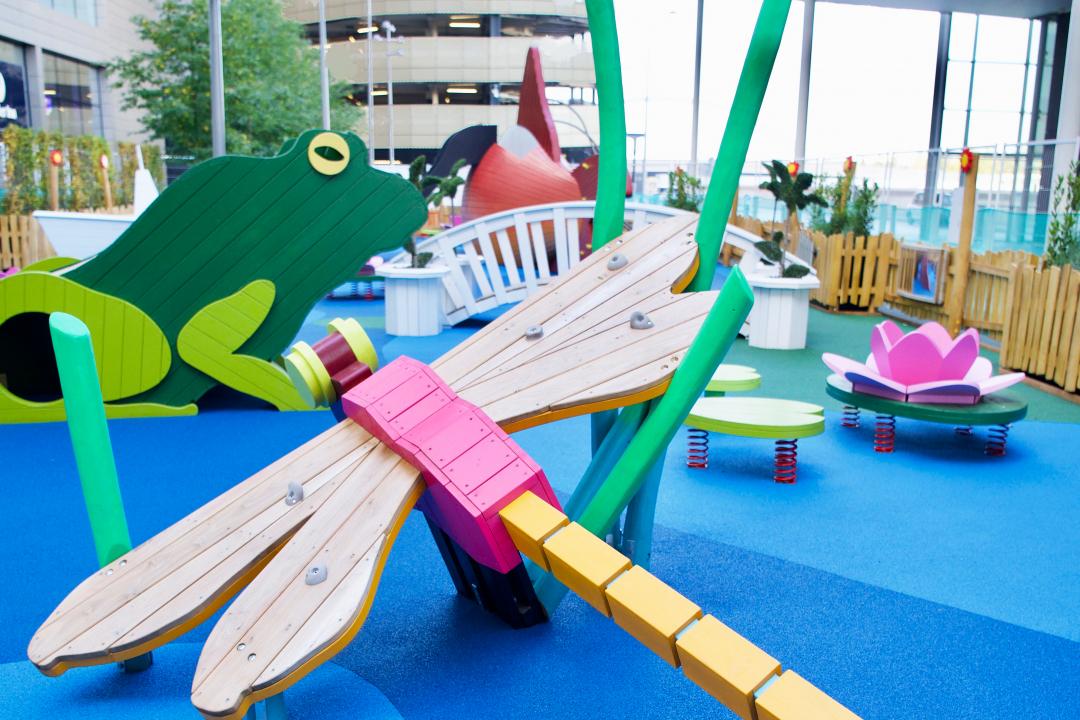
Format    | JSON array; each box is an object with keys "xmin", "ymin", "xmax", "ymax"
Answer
[
  {"xmin": 941, "ymin": 13, "xmax": 1038, "ymax": 148},
  {"xmin": 38, "ymin": 0, "xmax": 97, "ymax": 25},
  {"xmin": 0, "ymin": 39, "xmax": 30, "ymax": 128},
  {"xmin": 42, "ymin": 53, "xmax": 102, "ymax": 136}
]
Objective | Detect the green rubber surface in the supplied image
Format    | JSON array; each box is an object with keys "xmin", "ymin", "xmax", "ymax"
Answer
[
  {"xmin": 826, "ymin": 374, "xmax": 1028, "ymax": 426},
  {"xmin": 685, "ymin": 396, "xmax": 826, "ymax": 439},
  {"xmin": 705, "ymin": 364, "xmax": 761, "ymax": 393}
]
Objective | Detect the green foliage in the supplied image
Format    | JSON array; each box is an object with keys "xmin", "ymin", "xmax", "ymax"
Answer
[
  {"xmin": 109, "ymin": 0, "xmax": 362, "ymax": 162},
  {"xmin": 1, "ymin": 126, "xmax": 162, "ymax": 214},
  {"xmin": 1045, "ymin": 161, "xmax": 1080, "ymax": 268},
  {"xmin": 427, "ymin": 159, "xmax": 467, "ymax": 218},
  {"xmin": 402, "ymin": 237, "xmax": 433, "ymax": 269},
  {"xmin": 753, "ymin": 230, "xmax": 810, "ymax": 278},
  {"xmin": 665, "ymin": 167, "xmax": 705, "ymax": 212},
  {"xmin": 810, "ymin": 176, "xmax": 880, "ymax": 237},
  {"xmin": 759, "ymin": 160, "xmax": 826, "ymax": 217},
  {"xmin": 408, "ymin": 155, "xmax": 427, "ymax": 191}
]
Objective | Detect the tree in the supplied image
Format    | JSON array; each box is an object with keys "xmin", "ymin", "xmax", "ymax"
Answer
[
  {"xmin": 427, "ymin": 159, "xmax": 467, "ymax": 221},
  {"xmin": 760, "ymin": 160, "xmax": 826, "ymax": 250},
  {"xmin": 1046, "ymin": 161, "xmax": 1080, "ymax": 268},
  {"xmin": 110, "ymin": 0, "xmax": 362, "ymax": 162},
  {"xmin": 665, "ymin": 167, "xmax": 705, "ymax": 212}
]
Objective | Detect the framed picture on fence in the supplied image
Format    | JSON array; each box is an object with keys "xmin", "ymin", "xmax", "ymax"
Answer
[{"xmin": 896, "ymin": 244, "xmax": 947, "ymax": 305}]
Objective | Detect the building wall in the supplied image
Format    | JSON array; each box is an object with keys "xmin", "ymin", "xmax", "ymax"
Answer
[
  {"xmin": 367, "ymin": 103, "xmax": 597, "ymax": 151},
  {"xmin": 327, "ymin": 35, "xmax": 593, "ymax": 85},
  {"xmin": 286, "ymin": 0, "xmax": 587, "ymax": 23},
  {"xmin": 284, "ymin": 0, "xmax": 597, "ymax": 157},
  {"xmin": 0, "ymin": 0, "xmax": 156, "ymax": 142}
]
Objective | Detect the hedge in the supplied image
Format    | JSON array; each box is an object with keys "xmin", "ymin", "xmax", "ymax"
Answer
[{"xmin": 1, "ymin": 125, "xmax": 165, "ymax": 214}]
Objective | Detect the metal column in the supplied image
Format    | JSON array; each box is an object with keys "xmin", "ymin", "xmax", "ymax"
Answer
[{"xmin": 794, "ymin": 0, "xmax": 814, "ymax": 163}]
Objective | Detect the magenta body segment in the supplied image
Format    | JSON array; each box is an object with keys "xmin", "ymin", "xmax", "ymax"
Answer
[{"xmin": 342, "ymin": 356, "xmax": 561, "ymax": 573}]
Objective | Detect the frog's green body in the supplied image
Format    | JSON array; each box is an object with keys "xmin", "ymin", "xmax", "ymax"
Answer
[{"xmin": 0, "ymin": 131, "xmax": 427, "ymax": 423}]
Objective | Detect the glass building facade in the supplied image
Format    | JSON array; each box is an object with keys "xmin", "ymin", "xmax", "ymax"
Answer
[
  {"xmin": 37, "ymin": 0, "xmax": 96, "ymax": 26},
  {"xmin": 0, "ymin": 38, "xmax": 30, "ymax": 129},
  {"xmin": 41, "ymin": 52, "xmax": 102, "ymax": 136}
]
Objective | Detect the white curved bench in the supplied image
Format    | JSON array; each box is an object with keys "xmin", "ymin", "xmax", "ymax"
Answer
[{"xmin": 389, "ymin": 200, "xmax": 811, "ymax": 325}]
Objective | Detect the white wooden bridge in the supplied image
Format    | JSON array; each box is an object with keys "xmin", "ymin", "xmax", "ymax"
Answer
[{"xmin": 387, "ymin": 200, "xmax": 811, "ymax": 326}]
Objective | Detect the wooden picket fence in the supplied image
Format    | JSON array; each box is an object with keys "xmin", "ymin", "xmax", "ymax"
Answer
[
  {"xmin": 1001, "ymin": 263, "xmax": 1080, "ymax": 393},
  {"xmin": 810, "ymin": 232, "xmax": 896, "ymax": 311},
  {"xmin": 0, "ymin": 215, "xmax": 54, "ymax": 270}
]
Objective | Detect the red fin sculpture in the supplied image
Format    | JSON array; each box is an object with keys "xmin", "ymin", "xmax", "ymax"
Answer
[
  {"xmin": 518, "ymin": 46, "xmax": 561, "ymax": 163},
  {"xmin": 463, "ymin": 139, "xmax": 582, "ymax": 221},
  {"xmin": 572, "ymin": 153, "xmax": 633, "ymax": 200}
]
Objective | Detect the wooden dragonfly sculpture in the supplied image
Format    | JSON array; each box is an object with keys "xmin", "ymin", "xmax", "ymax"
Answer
[{"xmin": 29, "ymin": 215, "xmax": 726, "ymax": 718}]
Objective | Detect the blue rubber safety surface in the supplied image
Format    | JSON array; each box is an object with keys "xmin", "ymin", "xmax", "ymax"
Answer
[
  {"xmin": 2, "ymin": 294, "xmax": 1078, "ymax": 719},
  {"xmin": 0, "ymin": 644, "xmax": 402, "ymax": 720}
]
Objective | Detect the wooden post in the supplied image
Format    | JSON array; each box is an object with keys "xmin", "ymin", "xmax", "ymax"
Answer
[
  {"xmin": 47, "ymin": 148, "xmax": 65, "ymax": 211},
  {"xmin": 100, "ymin": 154, "xmax": 113, "ymax": 211},
  {"xmin": 838, "ymin": 159, "xmax": 856, "ymax": 215},
  {"xmin": 945, "ymin": 153, "xmax": 978, "ymax": 336}
]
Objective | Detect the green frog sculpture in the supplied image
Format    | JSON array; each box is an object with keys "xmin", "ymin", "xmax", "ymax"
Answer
[{"xmin": 0, "ymin": 130, "xmax": 428, "ymax": 423}]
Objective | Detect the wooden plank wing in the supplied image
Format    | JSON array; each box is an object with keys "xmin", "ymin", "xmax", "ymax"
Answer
[{"xmin": 30, "ymin": 216, "xmax": 717, "ymax": 719}]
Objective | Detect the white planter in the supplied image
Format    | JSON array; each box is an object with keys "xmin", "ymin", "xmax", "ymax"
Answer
[
  {"xmin": 32, "ymin": 211, "xmax": 135, "ymax": 259},
  {"xmin": 382, "ymin": 264, "xmax": 451, "ymax": 336},
  {"xmin": 746, "ymin": 271, "xmax": 820, "ymax": 350}
]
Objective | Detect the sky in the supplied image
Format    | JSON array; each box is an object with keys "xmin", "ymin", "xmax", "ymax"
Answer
[{"xmin": 612, "ymin": 0, "xmax": 943, "ymax": 166}]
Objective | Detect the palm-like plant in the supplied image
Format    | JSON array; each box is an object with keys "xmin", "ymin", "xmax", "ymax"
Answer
[
  {"xmin": 428, "ymin": 159, "xmax": 468, "ymax": 223},
  {"xmin": 760, "ymin": 160, "xmax": 826, "ymax": 250}
]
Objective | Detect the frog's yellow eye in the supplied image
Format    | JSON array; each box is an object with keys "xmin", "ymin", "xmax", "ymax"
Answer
[{"xmin": 307, "ymin": 132, "xmax": 350, "ymax": 176}]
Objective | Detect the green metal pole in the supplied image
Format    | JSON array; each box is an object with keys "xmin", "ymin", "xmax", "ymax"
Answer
[
  {"xmin": 584, "ymin": 0, "xmax": 627, "ymax": 250},
  {"xmin": 688, "ymin": 0, "xmax": 792, "ymax": 292},
  {"xmin": 577, "ymin": 269, "xmax": 754, "ymax": 536},
  {"xmin": 49, "ymin": 312, "xmax": 133, "ymax": 567},
  {"xmin": 50, "ymin": 313, "xmax": 152, "ymax": 672}
]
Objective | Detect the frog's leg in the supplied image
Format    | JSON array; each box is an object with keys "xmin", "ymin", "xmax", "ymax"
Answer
[
  {"xmin": 0, "ymin": 271, "xmax": 192, "ymax": 423},
  {"xmin": 177, "ymin": 280, "xmax": 310, "ymax": 411}
]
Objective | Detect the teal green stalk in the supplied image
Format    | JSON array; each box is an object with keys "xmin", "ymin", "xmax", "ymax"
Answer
[
  {"xmin": 688, "ymin": 0, "xmax": 792, "ymax": 292},
  {"xmin": 577, "ymin": 269, "xmax": 754, "ymax": 536},
  {"xmin": 49, "ymin": 312, "xmax": 133, "ymax": 567},
  {"xmin": 584, "ymin": 0, "xmax": 627, "ymax": 249}
]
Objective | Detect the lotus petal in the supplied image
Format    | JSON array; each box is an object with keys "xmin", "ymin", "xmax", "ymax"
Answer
[
  {"xmin": 885, "ymin": 331, "xmax": 943, "ymax": 385},
  {"xmin": 963, "ymin": 356, "xmax": 994, "ymax": 382},
  {"xmin": 939, "ymin": 328, "xmax": 980, "ymax": 379},
  {"xmin": 914, "ymin": 322, "xmax": 956, "ymax": 354},
  {"xmin": 977, "ymin": 372, "xmax": 1026, "ymax": 395},
  {"xmin": 870, "ymin": 321, "xmax": 904, "ymax": 375}
]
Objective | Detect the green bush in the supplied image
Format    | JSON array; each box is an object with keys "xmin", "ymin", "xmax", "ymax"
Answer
[
  {"xmin": 1045, "ymin": 161, "xmax": 1080, "ymax": 268},
  {"xmin": 810, "ymin": 176, "xmax": 879, "ymax": 237},
  {"xmin": 665, "ymin": 167, "xmax": 705, "ymax": 212},
  {"xmin": 1, "ymin": 126, "xmax": 165, "ymax": 214}
]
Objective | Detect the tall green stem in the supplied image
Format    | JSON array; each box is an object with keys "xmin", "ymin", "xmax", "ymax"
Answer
[
  {"xmin": 585, "ymin": 0, "xmax": 627, "ymax": 250},
  {"xmin": 689, "ymin": 0, "xmax": 792, "ymax": 291}
]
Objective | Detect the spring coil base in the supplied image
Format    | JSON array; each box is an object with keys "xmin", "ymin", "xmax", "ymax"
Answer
[
  {"xmin": 874, "ymin": 414, "xmax": 896, "ymax": 453},
  {"xmin": 774, "ymin": 439, "xmax": 798, "ymax": 483},
  {"xmin": 985, "ymin": 423, "xmax": 1010, "ymax": 456},
  {"xmin": 686, "ymin": 428, "xmax": 709, "ymax": 469},
  {"xmin": 841, "ymin": 405, "xmax": 861, "ymax": 428},
  {"xmin": 955, "ymin": 425, "xmax": 974, "ymax": 436}
]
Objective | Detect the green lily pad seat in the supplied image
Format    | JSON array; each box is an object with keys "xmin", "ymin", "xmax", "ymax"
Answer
[
  {"xmin": 705, "ymin": 364, "xmax": 761, "ymax": 396},
  {"xmin": 684, "ymin": 396, "xmax": 825, "ymax": 483}
]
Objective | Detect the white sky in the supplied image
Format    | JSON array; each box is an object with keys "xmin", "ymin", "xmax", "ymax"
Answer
[{"xmin": 613, "ymin": 0, "xmax": 943, "ymax": 164}]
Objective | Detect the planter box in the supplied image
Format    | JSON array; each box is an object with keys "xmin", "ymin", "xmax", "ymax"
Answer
[
  {"xmin": 382, "ymin": 264, "xmax": 450, "ymax": 337},
  {"xmin": 746, "ymin": 273, "xmax": 820, "ymax": 350}
]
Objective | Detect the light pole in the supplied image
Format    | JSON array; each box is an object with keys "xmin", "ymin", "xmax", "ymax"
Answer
[
  {"xmin": 366, "ymin": 0, "xmax": 374, "ymax": 163},
  {"xmin": 208, "ymin": 0, "xmax": 225, "ymax": 156},
  {"xmin": 317, "ymin": 0, "xmax": 330, "ymax": 130},
  {"xmin": 376, "ymin": 21, "xmax": 404, "ymax": 164}
]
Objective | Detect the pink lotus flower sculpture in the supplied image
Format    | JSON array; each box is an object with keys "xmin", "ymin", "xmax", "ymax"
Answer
[{"xmin": 822, "ymin": 320, "xmax": 1024, "ymax": 404}]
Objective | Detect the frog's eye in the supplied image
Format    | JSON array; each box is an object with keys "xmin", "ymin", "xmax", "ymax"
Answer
[{"xmin": 307, "ymin": 132, "xmax": 350, "ymax": 176}]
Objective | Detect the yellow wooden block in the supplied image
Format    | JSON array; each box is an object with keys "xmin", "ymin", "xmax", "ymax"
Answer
[
  {"xmin": 675, "ymin": 615, "xmax": 781, "ymax": 720},
  {"xmin": 541, "ymin": 523, "xmax": 630, "ymax": 616},
  {"xmin": 604, "ymin": 566, "xmax": 702, "ymax": 667},
  {"xmin": 755, "ymin": 671, "xmax": 861, "ymax": 720},
  {"xmin": 499, "ymin": 492, "xmax": 568, "ymax": 570}
]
